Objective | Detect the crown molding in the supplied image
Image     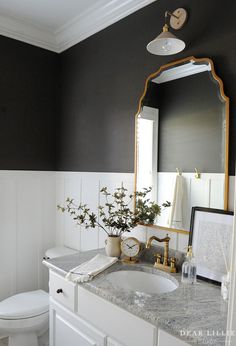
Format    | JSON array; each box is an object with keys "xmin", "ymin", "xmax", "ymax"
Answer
[
  {"xmin": 55, "ymin": 0, "xmax": 157, "ymax": 53},
  {"xmin": 0, "ymin": 0, "xmax": 156, "ymax": 53},
  {"xmin": 0, "ymin": 13, "xmax": 58, "ymax": 52}
]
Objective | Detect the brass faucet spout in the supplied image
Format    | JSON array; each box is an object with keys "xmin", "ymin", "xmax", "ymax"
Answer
[
  {"xmin": 146, "ymin": 235, "xmax": 170, "ymax": 249},
  {"xmin": 145, "ymin": 234, "xmax": 176, "ymax": 273}
]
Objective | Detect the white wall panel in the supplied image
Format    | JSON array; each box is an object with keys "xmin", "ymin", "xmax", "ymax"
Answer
[
  {"xmin": 0, "ymin": 171, "xmax": 56, "ymax": 300},
  {"xmin": 210, "ymin": 176, "xmax": 225, "ymax": 208},
  {"xmin": 64, "ymin": 173, "xmax": 81, "ymax": 250},
  {"xmin": 40, "ymin": 173, "xmax": 56, "ymax": 292},
  {"xmin": 229, "ymin": 176, "xmax": 235, "ymax": 212},
  {"xmin": 98, "ymin": 173, "xmax": 134, "ymax": 248},
  {"xmin": 80, "ymin": 173, "xmax": 100, "ymax": 251},
  {"xmin": 16, "ymin": 174, "xmax": 42, "ymax": 292},
  {"xmin": 55, "ymin": 173, "xmax": 66, "ymax": 247},
  {"xmin": 55, "ymin": 172, "xmax": 134, "ymax": 252},
  {"xmin": 0, "ymin": 177, "xmax": 17, "ymax": 300}
]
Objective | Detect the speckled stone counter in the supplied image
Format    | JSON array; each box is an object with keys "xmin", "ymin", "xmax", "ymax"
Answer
[{"xmin": 43, "ymin": 249, "xmax": 228, "ymax": 345}]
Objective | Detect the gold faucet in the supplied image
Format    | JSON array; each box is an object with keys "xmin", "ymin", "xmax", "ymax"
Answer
[{"xmin": 146, "ymin": 235, "xmax": 176, "ymax": 273}]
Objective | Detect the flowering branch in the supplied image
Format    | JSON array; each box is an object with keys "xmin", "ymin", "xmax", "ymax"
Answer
[{"xmin": 57, "ymin": 186, "xmax": 170, "ymax": 237}]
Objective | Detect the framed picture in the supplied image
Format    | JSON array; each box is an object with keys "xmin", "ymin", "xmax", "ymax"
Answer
[{"xmin": 189, "ymin": 207, "xmax": 234, "ymax": 283}]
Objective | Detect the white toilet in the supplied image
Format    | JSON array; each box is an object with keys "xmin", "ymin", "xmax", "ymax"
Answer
[
  {"xmin": 0, "ymin": 246, "xmax": 78, "ymax": 346},
  {"xmin": 0, "ymin": 290, "xmax": 49, "ymax": 346}
]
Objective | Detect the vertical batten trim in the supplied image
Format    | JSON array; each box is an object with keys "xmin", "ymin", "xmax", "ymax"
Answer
[
  {"xmin": 37, "ymin": 175, "xmax": 43, "ymax": 289},
  {"xmin": 98, "ymin": 179, "xmax": 101, "ymax": 249},
  {"xmin": 14, "ymin": 176, "xmax": 19, "ymax": 294},
  {"xmin": 208, "ymin": 178, "xmax": 212, "ymax": 207},
  {"xmin": 97, "ymin": 179, "xmax": 100, "ymax": 249},
  {"xmin": 176, "ymin": 233, "xmax": 179, "ymax": 252},
  {"xmin": 62, "ymin": 174, "xmax": 66, "ymax": 247},
  {"xmin": 79, "ymin": 175, "xmax": 82, "ymax": 252},
  {"xmin": 12, "ymin": 177, "xmax": 18, "ymax": 296}
]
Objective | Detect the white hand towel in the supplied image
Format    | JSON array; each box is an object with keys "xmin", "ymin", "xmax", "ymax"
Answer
[
  {"xmin": 168, "ymin": 174, "xmax": 184, "ymax": 229},
  {"xmin": 65, "ymin": 254, "xmax": 118, "ymax": 283}
]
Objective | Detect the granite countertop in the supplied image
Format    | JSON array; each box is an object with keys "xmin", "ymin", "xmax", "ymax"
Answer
[{"xmin": 43, "ymin": 249, "xmax": 228, "ymax": 346}]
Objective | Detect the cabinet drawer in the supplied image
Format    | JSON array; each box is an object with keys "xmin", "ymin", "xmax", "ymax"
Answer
[{"xmin": 49, "ymin": 271, "xmax": 76, "ymax": 311}]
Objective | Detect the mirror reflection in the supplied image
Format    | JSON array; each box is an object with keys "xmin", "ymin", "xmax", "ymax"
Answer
[{"xmin": 135, "ymin": 57, "xmax": 229, "ymax": 232}]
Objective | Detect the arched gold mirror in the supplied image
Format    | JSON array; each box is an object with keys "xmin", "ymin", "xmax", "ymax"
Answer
[{"xmin": 135, "ymin": 56, "xmax": 229, "ymax": 234}]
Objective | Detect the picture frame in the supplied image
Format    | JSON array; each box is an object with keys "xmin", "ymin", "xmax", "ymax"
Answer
[{"xmin": 189, "ymin": 207, "xmax": 234, "ymax": 283}]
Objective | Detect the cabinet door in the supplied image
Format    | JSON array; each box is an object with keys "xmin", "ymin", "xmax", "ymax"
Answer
[
  {"xmin": 107, "ymin": 337, "xmax": 123, "ymax": 346},
  {"xmin": 50, "ymin": 299, "xmax": 106, "ymax": 346},
  {"xmin": 55, "ymin": 313, "xmax": 96, "ymax": 346}
]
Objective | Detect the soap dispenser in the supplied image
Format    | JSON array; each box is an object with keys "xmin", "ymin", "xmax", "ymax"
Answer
[
  {"xmin": 181, "ymin": 246, "xmax": 197, "ymax": 284},
  {"xmin": 181, "ymin": 246, "xmax": 191, "ymax": 284},
  {"xmin": 188, "ymin": 246, "xmax": 197, "ymax": 284}
]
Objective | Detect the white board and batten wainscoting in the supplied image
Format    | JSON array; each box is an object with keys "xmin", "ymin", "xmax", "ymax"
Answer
[
  {"xmin": 55, "ymin": 172, "xmax": 135, "ymax": 252},
  {"xmin": 0, "ymin": 170, "xmax": 56, "ymax": 301},
  {"xmin": 0, "ymin": 170, "xmax": 235, "ymax": 303},
  {"xmin": 0, "ymin": 171, "xmax": 133, "ymax": 302}
]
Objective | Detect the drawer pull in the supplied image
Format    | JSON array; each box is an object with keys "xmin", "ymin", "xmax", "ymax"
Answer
[{"xmin": 56, "ymin": 288, "xmax": 63, "ymax": 294}]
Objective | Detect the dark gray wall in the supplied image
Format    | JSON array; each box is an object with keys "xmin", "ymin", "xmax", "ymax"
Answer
[
  {"xmin": 57, "ymin": 0, "xmax": 235, "ymax": 175},
  {"xmin": 0, "ymin": 35, "xmax": 59, "ymax": 170},
  {"xmin": 157, "ymin": 72, "xmax": 225, "ymax": 173},
  {"xmin": 0, "ymin": 0, "xmax": 235, "ymax": 175}
]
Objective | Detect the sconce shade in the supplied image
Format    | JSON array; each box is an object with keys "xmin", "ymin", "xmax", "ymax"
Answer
[{"xmin": 147, "ymin": 29, "xmax": 185, "ymax": 56}]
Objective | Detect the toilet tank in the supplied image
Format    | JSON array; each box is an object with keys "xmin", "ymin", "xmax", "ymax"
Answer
[{"xmin": 44, "ymin": 246, "xmax": 78, "ymax": 260}]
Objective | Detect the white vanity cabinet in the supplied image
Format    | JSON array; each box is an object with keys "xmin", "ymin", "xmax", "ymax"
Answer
[{"xmin": 49, "ymin": 270, "xmax": 189, "ymax": 346}]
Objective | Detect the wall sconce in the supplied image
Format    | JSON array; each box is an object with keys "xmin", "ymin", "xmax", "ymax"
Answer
[{"xmin": 147, "ymin": 8, "xmax": 187, "ymax": 56}]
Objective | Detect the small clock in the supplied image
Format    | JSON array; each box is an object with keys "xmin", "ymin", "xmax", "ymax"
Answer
[{"xmin": 121, "ymin": 237, "xmax": 141, "ymax": 263}]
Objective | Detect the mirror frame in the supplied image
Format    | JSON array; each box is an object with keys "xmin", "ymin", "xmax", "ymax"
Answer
[{"xmin": 134, "ymin": 56, "xmax": 229, "ymax": 235}]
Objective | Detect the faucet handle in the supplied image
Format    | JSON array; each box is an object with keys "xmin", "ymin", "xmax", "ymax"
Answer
[
  {"xmin": 170, "ymin": 257, "xmax": 177, "ymax": 272},
  {"xmin": 154, "ymin": 253, "xmax": 162, "ymax": 264},
  {"xmin": 165, "ymin": 233, "xmax": 170, "ymax": 241}
]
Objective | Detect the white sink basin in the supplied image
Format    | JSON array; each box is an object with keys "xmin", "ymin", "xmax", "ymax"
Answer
[{"xmin": 106, "ymin": 270, "xmax": 178, "ymax": 295}]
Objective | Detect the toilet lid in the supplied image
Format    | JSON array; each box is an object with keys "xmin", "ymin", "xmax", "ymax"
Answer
[
  {"xmin": 0, "ymin": 290, "xmax": 49, "ymax": 320},
  {"xmin": 45, "ymin": 246, "xmax": 78, "ymax": 259}
]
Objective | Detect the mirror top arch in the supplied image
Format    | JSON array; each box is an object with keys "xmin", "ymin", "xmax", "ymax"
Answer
[{"xmin": 136, "ymin": 56, "xmax": 229, "ymax": 118}]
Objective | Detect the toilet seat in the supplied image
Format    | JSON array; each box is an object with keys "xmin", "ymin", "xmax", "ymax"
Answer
[
  {"xmin": 0, "ymin": 311, "xmax": 49, "ymax": 332},
  {"xmin": 0, "ymin": 290, "xmax": 48, "ymax": 320}
]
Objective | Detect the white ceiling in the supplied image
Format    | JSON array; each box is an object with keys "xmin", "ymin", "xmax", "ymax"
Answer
[
  {"xmin": 0, "ymin": 0, "xmax": 156, "ymax": 53},
  {"xmin": 0, "ymin": 0, "xmax": 95, "ymax": 30}
]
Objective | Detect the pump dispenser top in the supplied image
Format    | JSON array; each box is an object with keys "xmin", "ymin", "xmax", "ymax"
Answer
[{"xmin": 181, "ymin": 246, "xmax": 197, "ymax": 284}]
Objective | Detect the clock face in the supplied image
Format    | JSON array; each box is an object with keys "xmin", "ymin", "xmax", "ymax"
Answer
[{"xmin": 121, "ymin": 237, "xmax": 141, "ymax": 258}]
